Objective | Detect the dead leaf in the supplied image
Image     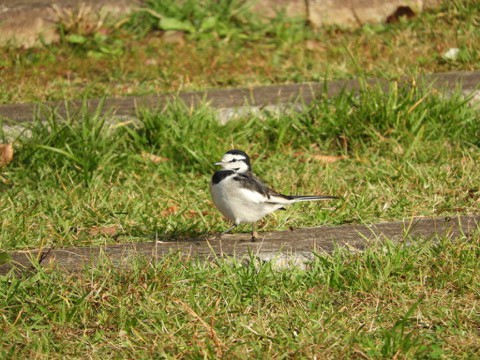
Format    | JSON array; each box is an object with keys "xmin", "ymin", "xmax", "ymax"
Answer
[
  {"xmin": 185, "ymin": 210, "xmax": 198, "ymax": 218},
  {"xmin": 305, "ymin": 40, "xmax": 325, "ymax": 51},
  {"xmin": 73, "ymin": 225, "xmax": 119, "ymax": 237},
  {"xmin": 386, "ymin": 5, "xmax": 416, "ymax": 24},
  {"xmin": 185, "ymin": 209, "xmax": 210, "ymax": 218},
  {"xmin": 0, "ymin": 143, "xmax": 14, "ymax": 167},
  {"xmin": 144, "ymin": 58, "xmax": 158, "ymax": 66},
  {"xmin": 161, "ymin": 205, "xmax": 178, "ymax": 217},
  {"xmin": 141, "ymin": 151, "xmax": 169, "ymax": 164},
  {"xmin": 311, "ymin": 154, "xmax": 347, "ymax": 163},
  {"xmin": 86, "ymin": 225, "xmax": 119, "ymax": 237},
  {"xmin": 293, "ymin": 151, "xmax": 347, "ymax": 163}
]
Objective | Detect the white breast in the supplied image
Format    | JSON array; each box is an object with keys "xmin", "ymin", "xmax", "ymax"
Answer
[{"xmin": 210, "ymin": 175, "xmax": 288, "ymax": 224}]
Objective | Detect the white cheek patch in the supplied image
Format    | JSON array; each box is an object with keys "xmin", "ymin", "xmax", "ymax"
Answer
[{"xmin": 222, "ymin": 154, "xmax": 244, "ymax": 163}]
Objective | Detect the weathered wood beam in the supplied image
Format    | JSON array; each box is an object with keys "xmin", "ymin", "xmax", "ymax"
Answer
[
  {"xmin": 1, "ymin": 71, "xmax": 478, "ymax": 124},
  {"xmin": 1, "ymin": 215, "xmax": 478, "ymax": 275}
]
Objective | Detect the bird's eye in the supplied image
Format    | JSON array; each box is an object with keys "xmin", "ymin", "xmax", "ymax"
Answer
[{"xmin": 231, "ymin": 159, "xmax": 237, "ymax": 162}]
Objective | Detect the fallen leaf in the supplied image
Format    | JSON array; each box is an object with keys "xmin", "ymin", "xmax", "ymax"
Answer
[
  {"xmin": 185, "ymin": 210, "xmax": 198, "ymax": 218},
  {"xmin": 0, "ymin": 143, "xmax": 14, "ymax": 167},
  {"xmin": 141, "ymin": 151, "xmax": 169, "ymax": 164},
  {"xmin": 311, "ymin": 154, "xmax": 347, "ymax": 163},
  {"xmin": 467, "ymin": 188, "xmax": 478, "ymax": 200},
  {"xmin": 144, "ymin": 58, "xmax": 158, "ymax": 66},
  {"xmin": 305, "ymin": 40, "xmax": 325, "ymax": 51},
  {"xmin": 386, "ymin": 5, "xmax": 416, "ymax": 24},
  {"xmin": 293, "ymin": 151, "xmax": 347, "ymax": 163},
  {"xmin": 292, "ymin": 151, "xmax": 305, "ymax": 158},
  {"xmin": 161, "ymin": 205, "xmax": 178, "ymax": 217},
  {"xmin": 86, "ymin": 225, "xmax": 119, "ymax": 237}
]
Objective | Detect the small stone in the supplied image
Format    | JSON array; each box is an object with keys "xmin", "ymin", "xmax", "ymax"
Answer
[{"xmin": 442, "ymin": 48, "xmax": 460, "ymax": 61}]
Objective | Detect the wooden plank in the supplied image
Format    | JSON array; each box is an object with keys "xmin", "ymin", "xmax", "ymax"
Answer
[
  {"xmin": 1, "ymin": 215, "xmax": 478, "ymax": 274},
  {"xmin": 1, "ymin": 71, "xmax": 478, "ymax": 124}
]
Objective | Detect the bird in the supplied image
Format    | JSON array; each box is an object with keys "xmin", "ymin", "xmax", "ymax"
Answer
[{"xmin": 210, "ymin": 149, "xmax": 339, "ymax": 241}]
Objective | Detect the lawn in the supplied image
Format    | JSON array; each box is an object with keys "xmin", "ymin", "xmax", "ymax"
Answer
[
  {"xmin": 1, "ymin": 82, "xmax": 479, "ymax": 357},
  {"xmin": 1, "ymin": 84, "xmax": 479, "ymax": 249},
  {"xmin": 1, "ymin": 237, "xmax": 480, "ymax": 358},
  {"xmin": 0, "ymin": 0, "xmax": 478, "ymax": 104},
  {"xmin": 0, "ymin": 0, "xmax": 479, "ymax": 358}
]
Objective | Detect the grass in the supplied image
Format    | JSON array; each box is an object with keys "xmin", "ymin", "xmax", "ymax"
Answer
[
  {"xmin": 1, "ymin": 83, "xmax": 479, "ymax": 250},
  {"xmin": 0, "ymin": 234, "xmax": 479, "ymax": 358},
  {"xmin": 1, "ymin": 0, "xmax": 479, "ymax": 357},
  {"xmin": 0, "ymin": 0, "xmax": 479, "ymax": 103}
]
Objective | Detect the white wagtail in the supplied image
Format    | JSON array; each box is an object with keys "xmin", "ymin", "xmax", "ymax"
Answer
[{"xmin": 210, "ymin": 149, "xmax": 339, "ymax": 241}]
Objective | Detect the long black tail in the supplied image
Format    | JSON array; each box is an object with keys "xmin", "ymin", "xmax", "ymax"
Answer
[{"xmin": 287, "ymin": 195, "xmax": 339, "ymax": 202}]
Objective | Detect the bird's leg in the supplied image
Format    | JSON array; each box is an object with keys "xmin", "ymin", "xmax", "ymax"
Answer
[
  {"xmin": 217, "ymin": 223, "xmax": 237, "ymax": 239},
  {"xmin": 251, "ymin": 223, "xmax": 258, "ymax": 242}
]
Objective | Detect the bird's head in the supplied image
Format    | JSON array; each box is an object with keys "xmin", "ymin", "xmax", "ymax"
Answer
[{"xmin": 214, "ymin": 149, "xmax": 251, "ymax": 173}]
